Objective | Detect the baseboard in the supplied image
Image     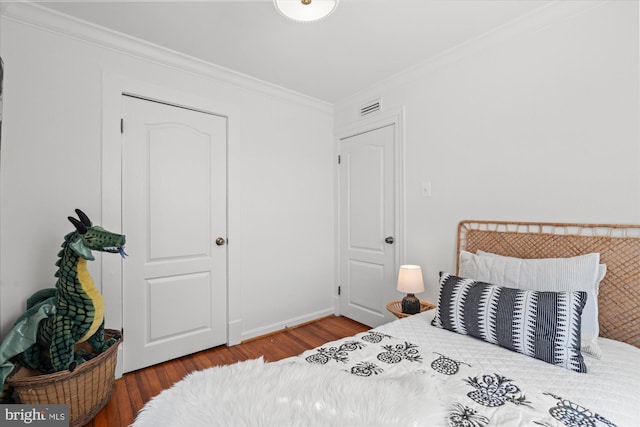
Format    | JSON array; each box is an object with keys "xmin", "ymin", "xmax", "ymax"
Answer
[{"xmin": 240, "ymin": 308, "xmax": 335, "ymax": 343}]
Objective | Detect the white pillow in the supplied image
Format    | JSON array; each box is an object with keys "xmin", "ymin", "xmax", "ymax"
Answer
[{"xmin": 459, "ymin": 250, "xmax": 606, "ymax": 359}]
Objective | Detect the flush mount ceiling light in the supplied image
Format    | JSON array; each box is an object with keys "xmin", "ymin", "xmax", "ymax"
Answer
[{"xmin": 274, "ymin": 0, "xmax": 338, "ymax": 23}]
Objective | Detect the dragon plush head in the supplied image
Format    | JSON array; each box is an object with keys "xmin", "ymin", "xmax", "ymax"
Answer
[{"xmin": 67, "ymin": 209, "xmax": 126, "ymax": 261}]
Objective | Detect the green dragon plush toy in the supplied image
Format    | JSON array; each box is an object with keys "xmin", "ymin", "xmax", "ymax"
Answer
[{"xmin": 0, "ymin": 209, "xmax": 126, "ymax": 387}]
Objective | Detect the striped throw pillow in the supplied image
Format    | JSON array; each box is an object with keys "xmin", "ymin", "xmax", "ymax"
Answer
[{"xmin": 432, "ymin": 272, "xmax": 587, "ymax": 373}]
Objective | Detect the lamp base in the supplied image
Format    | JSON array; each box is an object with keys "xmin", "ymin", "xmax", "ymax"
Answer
[{"xmin": 401, "ymin": 293, "xmax": 420, "ymax": 314}]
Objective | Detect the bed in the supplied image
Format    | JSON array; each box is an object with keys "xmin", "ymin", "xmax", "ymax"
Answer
[{"xmin": 133, "ymin": 220, "xmax": 640, "ymax": 427}]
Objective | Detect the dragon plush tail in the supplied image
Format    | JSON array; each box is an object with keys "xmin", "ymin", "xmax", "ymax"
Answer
[{"xmin": 0, "ymin": 299, "xmax": 56, "ymax": 389}]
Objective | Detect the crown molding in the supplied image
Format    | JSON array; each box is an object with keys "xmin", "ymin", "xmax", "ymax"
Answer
[
  {"xmin": 1, "ymin": 1, "xmax": 333, "ymax": 114},
  {"xmin": 335, "ymin": 0, "xmax": 607, "ymax": 108}
]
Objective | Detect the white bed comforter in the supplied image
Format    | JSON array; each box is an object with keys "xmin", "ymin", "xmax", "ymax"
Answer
[
  {"xmin": 133, "ymin": 310, "xmax": 640, "ymax": 427},
  {"xmin": 291, "ymin": 310, "xmax": 640, "ymax": 427}
]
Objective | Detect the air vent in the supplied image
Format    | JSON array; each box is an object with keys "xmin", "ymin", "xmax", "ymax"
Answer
[{"xmin": 360, "ymin": 99, "xmax": 381, "ymax": 117}]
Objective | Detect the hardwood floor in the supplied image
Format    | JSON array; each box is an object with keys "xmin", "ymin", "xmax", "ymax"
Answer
[{"xmin": 84, "ymin": 315, "xmax": 369, "ymax": 427}]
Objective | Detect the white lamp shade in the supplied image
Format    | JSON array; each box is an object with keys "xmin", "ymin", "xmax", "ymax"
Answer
[
  {"xmin": 397, "ymin": 265, "xmax": 425, "ymax": 294},
  {"xmin": 274, "ymin": 0, "xmax": 338, "ymax": 23}
]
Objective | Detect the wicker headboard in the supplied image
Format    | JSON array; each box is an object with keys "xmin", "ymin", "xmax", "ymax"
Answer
[{"xmin": 457, "ymin": 220, "xmax": 640, "ymax": 348}]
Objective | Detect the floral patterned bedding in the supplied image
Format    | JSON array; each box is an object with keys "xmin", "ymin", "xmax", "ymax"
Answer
[{"xmin": 289, "ymin": 310, "xmax": 640, "ymax": 427}]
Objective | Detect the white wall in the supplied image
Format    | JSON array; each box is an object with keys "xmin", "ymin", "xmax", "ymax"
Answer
[
  {"xmin": 1, "ymin": 1, "xmax": 638, "ymax": 344},
  {"xmin": 335, "ymin": 1, "xmax": 640, "ymax": 303},
  {"xmin": 0, "ymin": 5, "xmax": 335, "ymax": 341}
]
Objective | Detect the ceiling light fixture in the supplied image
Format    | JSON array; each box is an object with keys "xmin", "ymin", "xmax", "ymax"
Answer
[{"xmin": 274, "ymin": 0, "xmax": 338, "ymax": 23}]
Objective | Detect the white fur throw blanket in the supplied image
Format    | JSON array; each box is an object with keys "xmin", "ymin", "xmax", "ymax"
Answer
[{"xmin": 132, "ymin": 357, "xmax": 443, "ymax": 427}]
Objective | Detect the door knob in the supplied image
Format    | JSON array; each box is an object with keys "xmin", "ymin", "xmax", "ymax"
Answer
[
  {"xmin": 385, "ymin": 236, "xmax": 395, "ymax": 244},
  {"xmin": 215, "ymin": 237, "xmax": 226, "ymax": 246}
]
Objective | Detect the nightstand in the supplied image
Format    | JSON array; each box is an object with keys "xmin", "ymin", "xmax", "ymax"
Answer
[{"xmin": 386, "ymin": 300, "xmax": 435, "ymax": 318}]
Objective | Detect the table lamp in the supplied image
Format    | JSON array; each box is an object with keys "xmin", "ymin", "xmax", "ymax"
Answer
[{"xmin": 397, "ymin": 265, "xmax": 424, "ymax": 314}]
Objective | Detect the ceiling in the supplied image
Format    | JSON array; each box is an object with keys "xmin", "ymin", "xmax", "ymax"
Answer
[{"xmin": 29, "ymin": 0, "xmax": 552, "ymax": 103}]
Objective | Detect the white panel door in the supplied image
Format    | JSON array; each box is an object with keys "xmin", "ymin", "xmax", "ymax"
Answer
[
  {"xmin": 339, "ymin": 124, "xmax": 396, "ymax": 327},
  {"xmin": 121, "ymin": 95, "xmax": 227, "ymax": 372}
]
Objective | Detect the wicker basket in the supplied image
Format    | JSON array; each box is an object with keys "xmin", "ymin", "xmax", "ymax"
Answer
[{"xmin": 6, "ymin": 329, "xmax": 122, "ymax": 427}]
